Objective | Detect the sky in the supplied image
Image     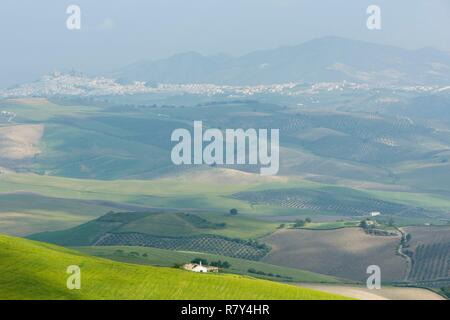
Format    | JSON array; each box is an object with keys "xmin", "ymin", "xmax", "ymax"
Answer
[{"xmin": 0, "ymin": 0, "xmax": 449, "ymax": 87}]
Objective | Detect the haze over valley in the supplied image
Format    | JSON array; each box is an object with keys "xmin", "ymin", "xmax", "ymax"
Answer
[{"xmin": 1, "ymin": 33, "xmax": 450, "ymax": 300}]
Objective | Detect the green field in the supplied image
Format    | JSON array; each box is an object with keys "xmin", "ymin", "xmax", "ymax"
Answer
[
  {"xmin": 2, "ymin": 98, "xmax": 100, "ymax": 122},
  {"xmin": 2, "ymin": 168, "xmax": 449, "ymax": 238},
  {"xmin": 0, "ymin": 192, "xmax": 121, "ymax": 236},
  {"xmin": 76, "ymin": 245, "xmax": 346, "ymax": 284},
  {"xmin": 0, "ymin": 234, "xmax": 350, "ymax": 300},
  {"xmin": 296, "ymin": 221, "xmax": 361, "ymax": 230}
]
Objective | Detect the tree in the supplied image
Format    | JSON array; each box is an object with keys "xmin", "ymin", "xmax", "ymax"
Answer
[
  {"xmin": 305, "ymin": 217, "xmax": 312, "ymax": 223},
  {"xmin": 229, "ymin": 208, "xmax": 238, "ymax": 215},
  {"xmin": 256, "ymin": 270, "xmax": 266, "ymax": 275},
  {"xmin": 294, "ymin": 219, "xmax": 305, "ymax": 228},
  {"xmin": 360, "ymin": 219, "xmax": 369, "ymax": 229},
  {"xmin": 388, "ymin": 218, "xmax": 395, "ymax": 227}
]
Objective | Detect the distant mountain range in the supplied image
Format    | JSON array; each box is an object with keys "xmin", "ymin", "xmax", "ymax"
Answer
[{"xmin": 115, "ymin": 36, "xmax": 450, "ymax": 86}]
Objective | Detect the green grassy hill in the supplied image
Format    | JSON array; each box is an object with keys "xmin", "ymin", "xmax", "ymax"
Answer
[
  {"xmin": 0, "ymin": 234, "xmax": 349, "ymax": 300},
  {"xmin": 28, "ymin": 211, "xmax": 273, "ymax": 260}
]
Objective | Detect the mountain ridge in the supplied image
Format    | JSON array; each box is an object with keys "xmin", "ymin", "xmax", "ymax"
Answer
[{"xmin": 115, "ymin": 36, "xmax": 450, "ymax": 85}]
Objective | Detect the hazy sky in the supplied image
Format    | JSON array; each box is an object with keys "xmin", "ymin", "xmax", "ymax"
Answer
[{"xmin": 1, "ymin": 0, "xmax": 449, "ymax": 87}]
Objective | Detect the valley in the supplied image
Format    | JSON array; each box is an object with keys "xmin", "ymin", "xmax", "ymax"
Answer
[
  {"xmin": 1, "ymin": 69, "xmax": 450, "ymax": 300},
  {"xmin": 0, "ymin": 0, "xmax": 449, "ymax": 302}
]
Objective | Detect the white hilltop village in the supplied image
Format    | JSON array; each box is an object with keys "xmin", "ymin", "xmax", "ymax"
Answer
[{"xmin": 1, "ymin": 72, "xmax": 449, "ymax": 99}]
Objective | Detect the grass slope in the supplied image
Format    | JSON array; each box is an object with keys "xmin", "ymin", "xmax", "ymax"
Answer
[
  {"xmin": 0, "ymin": 192, "xmax": 122, "ymax": 236},
  {"xmin": 0, "ymin": 234, "xmax": 349, "ymax": 300},
  {"xmin": 1, "ymin": 171, "xmax": 449, "ymax": 227}
]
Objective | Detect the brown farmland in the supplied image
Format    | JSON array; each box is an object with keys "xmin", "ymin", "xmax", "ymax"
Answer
[{"xmin": 262, "ymin": 228, "xmax": 407, "ymax": 282}]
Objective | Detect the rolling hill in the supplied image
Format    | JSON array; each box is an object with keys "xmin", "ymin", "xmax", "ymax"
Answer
[
  {"xmin": 0, "ymin": 234, "xmax": 349, "ymax": 300},
  {"xmin": 28, "ymin": 211, "xmax": 273, "ymax": 260}
]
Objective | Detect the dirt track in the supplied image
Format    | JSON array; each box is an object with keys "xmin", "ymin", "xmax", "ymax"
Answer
[{"xmin": 298, "ymin": 283, "xmax": 445, "ymax": 300}]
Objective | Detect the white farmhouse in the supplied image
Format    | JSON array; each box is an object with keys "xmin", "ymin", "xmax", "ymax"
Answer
[
  {"xmin": 370, "ymin": 211, "xmax": 381, "ymax": 217},
  {"xmin": 182, "ymin": 261, "xmax": 219, "ymax": 273},
  {"xmin": 183, "ymin": 262, "xmax": 208, "ymax": 273}
]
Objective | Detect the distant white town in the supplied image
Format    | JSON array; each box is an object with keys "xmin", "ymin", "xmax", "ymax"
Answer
[{"xmin": 1, "ymin": 72, "xmax": 449, "ymax": 99}]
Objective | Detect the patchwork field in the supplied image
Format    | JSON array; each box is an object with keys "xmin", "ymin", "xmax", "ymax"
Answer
[
  {"xmin": 262, "ymin": 228, "xmax": 407, "ymax": 282},
  {"xmin": 0, "ymin": 234, "xmax": 349, "ymax": 300},
  {"xmin": 0, "ymin": 169, "xmax": 292, "ymax": 235},
  {"xmin": 77, "ymin": 246, "xmax": 345, "ymax": 284},
  {"xmin": 1, "ymin": 94, "xmax": 450, "ymax": 300},
  {"xmin": 2, "ymin": 168, "xmax": 449, "ymax": 237},
  {"xmin": 3, "ymin": 97, "xmax": 450, "ymax": 196}
]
